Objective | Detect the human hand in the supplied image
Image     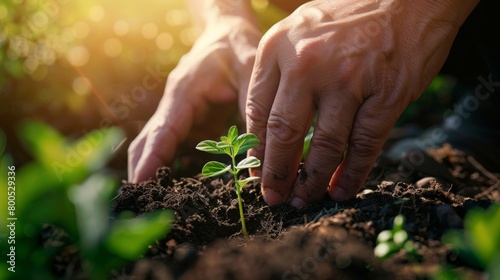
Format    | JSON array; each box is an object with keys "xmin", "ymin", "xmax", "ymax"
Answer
[
  {"xmin": 246, "ymin": 0, "xmax": 478, "ymax": 206},
  {"xmin": 128, "ymin": 16, "xmax": 260, "ymax": 182}
]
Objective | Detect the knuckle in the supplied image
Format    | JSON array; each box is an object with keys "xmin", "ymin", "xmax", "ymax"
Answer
[
  {"xmin": 349, "ymin": 130, "xmax": 382, "ymax": 159},
  {"xmin": 311, "ymin": 130, "xmax": 347, "ymax": 157},
  {"xmin": 246, "ymin": 99, "xmax": 268, "ymax": 127},
  {"xmin": 267, "ymin": 115, "xmax": 303, "ymax": 144},
  {"xmin": 258, "ymin": 24, "xmax": 284, "ymax": 55},
  {"xmin": 284, "ymin": 39, "xmax": 324, "ymax": 77}
]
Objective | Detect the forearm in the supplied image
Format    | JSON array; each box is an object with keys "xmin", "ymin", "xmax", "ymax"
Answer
[{"xmin": 185, "ymin": 0, "xmax": 258, "ymax": 29}]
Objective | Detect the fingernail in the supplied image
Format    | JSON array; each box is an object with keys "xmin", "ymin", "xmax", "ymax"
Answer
[
  {"xmin": 290, "ymin": 197, "xmax": 307, "ymax": 208},
  {"xmin": 331, "ymin": 188, "xmax": 348, "ymax": 201},
  {"xmin": 262, "ymin": 188, "xmax": 283, "ymax": 205}
]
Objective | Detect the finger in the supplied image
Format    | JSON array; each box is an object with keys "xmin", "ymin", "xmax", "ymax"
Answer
[
  {"xmin": 328, "ymin": 95, "xmax": 398, "ymax": 200},
  {"xmin": 128, "ymin": 134, "xmax": 146, "ymax": 181},
  {"xmin": 132, "ymin": 97, "xmax": 194, "ymax": 182},
  {"xmin": 289, "ymin": 92, "xmax": 360, "ymax": 208},
  {"xmin": 245, "ymin": 46, "xmax": 280, "ymax": 182},
  {"xmin": 257, "ymin": 72, "xmax": 315, "ymax": 205}
]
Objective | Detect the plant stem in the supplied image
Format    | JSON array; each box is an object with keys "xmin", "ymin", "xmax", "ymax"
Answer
[
  {"xmin": 231, "ymin": 154, "xmax": 248, "ymax": 237},
  {"xmin": 235, "ymin": 180, "xmax": 248, "ymax": 237}
]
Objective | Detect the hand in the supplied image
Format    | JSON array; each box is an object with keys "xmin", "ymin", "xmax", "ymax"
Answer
[
  {"xmin": 246, "ymin": 0, "xmax": 475, "ymax": 206},
  {"xmin": 128, "ymin": 16, "xmax": 260, "ymax": 182}
]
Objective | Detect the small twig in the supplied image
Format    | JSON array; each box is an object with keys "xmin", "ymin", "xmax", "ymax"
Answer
[
  {"xmin": 467, "ymin": 155, "xmax": 500, "ymax": 183},
  {"xmin": 474, "ymin": 181, "xmax": 500, "ymax": 200}
]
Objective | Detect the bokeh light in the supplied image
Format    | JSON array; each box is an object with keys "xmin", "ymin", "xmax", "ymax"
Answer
[
  {"xmin": 141, "ymin": 23, "xmax": 159, "ymax": 39},
  {"xmin": 103, "ymin": 38, "xmax": 122, "ymax": 57},
  {"xmin": 89, "ymin": 5, "xmax": 105, "ymax": 22},
  {"xmin": 113, "ymin": 20, "xmax": 129, "ymax": 36},
  {"xmin": 23, "ymin": 57, "xmax": 38, "ymax": 74},
  {"xmin": 165, "ymin": 9, "xmax": 189, "ymax": 26},
  {"xmin": 156, "ymin": 32, "xmax": 173, "ymax": 51},
  {"xmin": 66, "ymin": 45, "xmax": 90, "ymax": 67},
  {"xmin": 72, "ymin": 77, "xmax": 91, "ymax": 95},
  {"xmin": 73, "ymin": 22, "xmax": 90, "ymax": 39}
]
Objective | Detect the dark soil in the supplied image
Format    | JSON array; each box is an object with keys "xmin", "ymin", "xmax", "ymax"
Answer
[{"xmin": 110, "ymin": 143, "xmax": 499, "ymax": 280}]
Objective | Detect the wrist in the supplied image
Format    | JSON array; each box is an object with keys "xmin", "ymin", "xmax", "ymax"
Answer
[{"xmin": 412, "ymin": 0, "xmax": 480, "ymax": 28}]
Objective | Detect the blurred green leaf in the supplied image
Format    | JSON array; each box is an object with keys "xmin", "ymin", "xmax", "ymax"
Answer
[
  {"xmin": 15, "ymin": 121, "xmax": 123, "ymax": 217},
  {"xmin": 374, "ymin": 242, "xmax": 399, "ymax": 260},
  {"xmin": 69, "ymin": 126, "xmax": 125, "ymax": 173},
  {"xmin": 393, "ymin": 230, "xmax": 408, "ymax": 246},
  {"xmin": 442, "ymin": 229, "xmax": 483, "ymax": 269},
  {"xmin": 393, "ymin": 215, "xmax": 405, "ymax": 232},
  {"xmin": 18, "ymin": 121, "xmax": 67, "ymax": 167},
  {"xmin": 466, "ymin": 204, "xmax": 500, "ymax": 268},
  {"xmin": 69, "ymin": 173, "xmax": 117, "ymax": 253},
  {"xmin": 376, "ymin": 230, "xmax": 393, "ymax": 244},
  {"xmin": 106, "ymin": 211, "xmax": 173, "ymax": 260}
]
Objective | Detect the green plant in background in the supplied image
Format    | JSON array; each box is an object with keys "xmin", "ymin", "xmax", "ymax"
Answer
[
  {"xmin": 196, "ymin": 125, "xmax": 261, "ymax": 237},
  {"xmin": 374, "ymin": 214, "xmax": 420, "ymax": 261},
  {"xmin": 441, "ymin": 203, "xmax": 500, "ymax": 279},
  {"xmin": 0, "ymin": 121, "xmax": 172, "ymax": 280}
]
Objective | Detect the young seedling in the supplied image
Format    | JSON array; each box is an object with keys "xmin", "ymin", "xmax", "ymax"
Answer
[
  {"xmin": 374, "ymin": 214, "xmax": 420, "ymax": 261},
  {"xmin": 196, "ymin": 125, "xmax": 261, "ymax": 237}
]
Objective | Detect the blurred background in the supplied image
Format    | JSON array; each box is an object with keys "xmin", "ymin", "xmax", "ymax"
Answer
[
  {"xmin": 0, "ymin": 0, "xmax": 457, "ymax": 177},
  {"xmin": 0, "ymin": 0, "xmax": 287, "ymax": 177}
]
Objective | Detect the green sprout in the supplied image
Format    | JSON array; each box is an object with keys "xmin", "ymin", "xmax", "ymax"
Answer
[
  {"xmin": 442, "ymin": 203, "xmax": 500, "ymax": 278},
  {"xmin": 374, "ymin": 214, "xmax": 420, "ymax": 261},
  {"xmin": 196, "ymin": 125, "xmax": 261, "ymax": 237}
]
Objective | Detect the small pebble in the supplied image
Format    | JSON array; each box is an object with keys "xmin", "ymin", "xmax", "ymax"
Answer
[{"xmin": 416, "ymin": 177, "xmax": 437, "ymax": 188}]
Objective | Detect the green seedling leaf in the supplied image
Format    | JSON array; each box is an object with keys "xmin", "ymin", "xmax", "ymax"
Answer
[
  {"xmin": 196, "ymin": 140, "xmax": 225, "ymax": 154},
  {"xmin": 106, "ymin": 211, "xmax": 173, "ymax": 260},
  {"xmin": 376, "ymin": 230, "xmax": 393, "ymax": 243},
  {"xmin": 217, "ymin": 141, "xmax": 232, "ymax": 156},
  {"xmin": 235, "ymin": 133, "xmax": 259, "ymax": 155},
  {"xmin": 201, "ymin": 161, "xmax": 231, "ymax": 177},
  {"xmin": 374, "ymin": 242, "xmax": 399, "ymax": 260},
  {"xmin": 393, "ymin": 215, "xmax": 405, "ymax": 232},
  {"xmin": 227, "ymin": 125, "xmax": 238, "ymax": 144},
  {"xmin": 403, "ymin": 241, "xmax": 421, "ymax": 261},
  {"xmin": 236, "ymin": 156, "xmax": 261, "ymax": 170},
  {"xmin": 216, "ymin": 141, "xmax": 232, "ymax": 149},
  {"xmin": 238, "ymin": 176, "xmax": 260, "ymax": 187},
  {"xmin": 196, "ymin": 125, "xmax": 262, "ymax": 237},
  {"xmin": 393, "ymin": 230, "xmax": 409, "ymax": 246}
]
